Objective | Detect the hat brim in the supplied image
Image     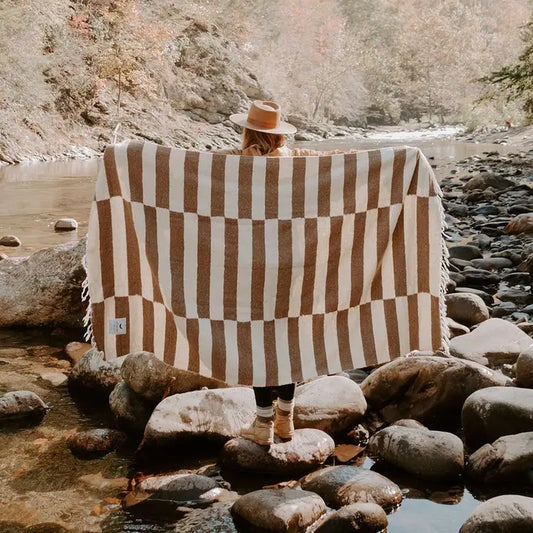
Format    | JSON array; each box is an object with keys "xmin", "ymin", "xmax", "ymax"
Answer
[{"xmin": 229, "ymin": 113, "xmax": 297, "ymax": 134}]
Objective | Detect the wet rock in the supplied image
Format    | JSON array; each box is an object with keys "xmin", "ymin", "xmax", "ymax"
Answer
[
  {"xmin": 459, "ymin": 269, "xmax": 500, "ymax": 287},
  {"xmin": 144, "ymin": 387, "xmax": 255, "ymax": 445},
  {"xmin": 300, "ymin": 466, "xmax": 402, "ymax": 511},
  {"xmin": 467, "ymin": 432, "xmax": 533, "ymax": 484},
  {"xmin": 0, "ymin": 390, "xmax": 48, "ymax": 420},
  {"xmin": 505, "ymin": 213, "xmax": 533, "ymax": 234},
  {"xmin": 68, "ymin": 348, "xmax": 124, "ymax": 397},
  {"xmin": 463, "ymin": 173, "xmax": 513, "ymax": 191},
  {"xmin": 0, "ymin": 235, "xmax": 21, "ymax": 247},
  {"xmin": 459, "ymin": 495, "xmax": 533, "ymax": 533},
  {"xmin": 294, "ymin": 376, "xmax": 367, "ymax": 435},
  {"xmin": 360, "ymin": 355, "xmax": 511, "ymax": 428},
  {"xmin": 445, "ymin": 293, "xmax": 489, "ymax": 327},
  {"xmin": 221, "ymin": 429, "xmax": 334, "ymax": 476},
  {"xmin": 67, "ymin": 428, "xmax": 127, "ymax": 456},
  {"xmin": 367, "ymin": 426, "xmax": 464, "ymax": 480},
  {"xmin": 231, "ymin": 488, "xmax": 326, "ymax": 533},
  {"xmin": 450, "ymin": 318, "xmax": 533, "ymax": 366},
  {"xmin": 447, "ymin": 317, "xmax": 470, "ymax": 338},
  {"xmin": 121, "ymin": 351, "xmax": 227, "ymax": 403},
  {"xmin": 448, "ymin": 245, "xmax": 482, "ymax": 261},
  {"xmin": 169, "ymin": 502, "xmax": 237, "ymax": 532},
  {"xmin": 315, "ymin": 502, "xmax": 388, "ymax": 533},
  {"xmin": 454, "ymin": 287, "xmax": 493, "ymax": 306},
  {"xmin": 516, "ymin": 346, "xmax": 533, "ymax": 388},
  {"xmin": 0, "ymin": 239, "xmax": 86, "ymax": 327},
  {"xmin": 54, "ymin": 218, "xmax": 78, "ymax": 231},
  {"xmin": 65, "ymin": 341, "xmax": 91, "ymax": 364},
  {"xmin": 471, "ymin": 257, "xmax": 513, "ymax": 270},
  {"xmin": 496, "ymin": 288, "xmax": 533, "ymax": 307},
  {"xmin": 109, "ymin": 381, "xmax": 154, "ymax": 433},
  {"xmin": 123, "ymin": 473, "xmax": 219, "ymax": 509},
  {"xmin": 391, "ymin": 419, "xmax": 427, "ymax": 429},
  {"xmin": 39, "ymin": 372, "xmax": 68, "ymax": 387},
  {"xmin": 462, "ymin": 386, "xmax": 533, "ymax": 449}
]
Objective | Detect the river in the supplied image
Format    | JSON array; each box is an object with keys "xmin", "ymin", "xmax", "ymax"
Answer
[{"xmin": 0, "ymin": 132, "xmax": 519, "ymax": 532}]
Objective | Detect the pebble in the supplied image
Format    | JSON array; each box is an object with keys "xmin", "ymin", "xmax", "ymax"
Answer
[
  {"xmin": 459, "ymin": 495, "xmax": 533, "ymax": 532},
  {"xmin": 294, "ymin": 375, "xmax": 367, "ymax": 435},
  {"xmin": 448, "ymin": 244, "xmax": 482, "ymax": 261},
  {"xmin": 367, "ymin": 426, "xmax": 464, "ymax": 479},
  {"xmin": 516, "ymin": 346, "xmax": 533, "ymax": 388},
  {"xmin": 39, "ymin": 372, "xmax": 68, "ymax": 387},
  {"xmin": 0, "ymin": 390, "xmax": 48, "ymax": 420},
  {"xmin": 300, "ymin": 466, "xmax": 402, "ymax": 511},
  {"xmin": 221, "ymin": 428, "xmax": 334, "ymax": 476},
  {"xmin": 54, "ymin": 218, "xmax": 78, "ymax": 231},
  {"xmin": 0, "ymin": 235, "xmax": 21, "ymax": 247},
  {"xmin": 67, "ymin": 428, "xmax": 127, "ymax": 456},
  {"xmin": 462, "ymin": 386, "xmax": 533, "ymax": 449},
  {"xmin": 231, "ymin": 488, "xmax": 326, "ymax": 533}
]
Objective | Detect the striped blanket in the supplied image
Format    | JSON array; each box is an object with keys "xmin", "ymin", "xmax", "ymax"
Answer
[{"xmin": 85, "ymin": 140, "xmax": 448, "ymax": 386}]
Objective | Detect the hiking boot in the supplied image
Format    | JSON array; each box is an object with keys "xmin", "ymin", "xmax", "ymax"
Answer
[
  {"xmin": 241, "ymin": 417, "xmax": 274, "ymax": 446},
  {"xmin": 274, "ymin": 405, "xmax": 294, "ymax": 440}
]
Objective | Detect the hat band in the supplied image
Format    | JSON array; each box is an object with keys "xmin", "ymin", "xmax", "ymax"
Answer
[{"xmin": 247, "ymin": 115, "xmax": 279, "ymax": 129}]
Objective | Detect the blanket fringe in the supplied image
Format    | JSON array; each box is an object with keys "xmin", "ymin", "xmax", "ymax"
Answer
[{"xmin": 81, "ymin": 254, "xmax": 96, "ymax": 348}]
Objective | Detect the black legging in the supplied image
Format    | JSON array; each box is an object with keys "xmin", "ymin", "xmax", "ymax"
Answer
[{"xmin": 253, "ymin": 383, "xmax": 296, "ymax": 408}]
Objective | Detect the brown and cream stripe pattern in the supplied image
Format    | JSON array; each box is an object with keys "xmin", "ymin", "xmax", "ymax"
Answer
[{"xmin": 85, "ymin": 140, "xmax": 448, "ymax": 386}]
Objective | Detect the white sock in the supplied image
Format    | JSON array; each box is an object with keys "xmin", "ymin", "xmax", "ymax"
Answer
[
  {"xmin": 277, "ymin": 398, "xmax": 294, "ymax": 412},
  {"xmin": 257, "ymin": 405, "xmax": 274, "ymax": 419}
]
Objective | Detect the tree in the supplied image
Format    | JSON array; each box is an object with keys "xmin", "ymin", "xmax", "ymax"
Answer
[{"xmin": 480, "ymin": 17, "xmax": 533, "ymax": 120}]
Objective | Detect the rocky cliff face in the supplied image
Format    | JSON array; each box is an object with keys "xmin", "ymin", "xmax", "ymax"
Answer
[{"xmin": 0, "ymin": 2, "xmax": 268, "ymax": 163}]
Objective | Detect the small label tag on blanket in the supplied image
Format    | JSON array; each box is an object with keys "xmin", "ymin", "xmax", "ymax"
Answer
[{"xmin": 108, "ymin": 318, "xmax": 126, "ymax": 335}]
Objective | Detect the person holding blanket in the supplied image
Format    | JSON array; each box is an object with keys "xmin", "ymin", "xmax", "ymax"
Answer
[{"xmin": 220, "ymin": 100, "xmax": 347, "ymax": 446}]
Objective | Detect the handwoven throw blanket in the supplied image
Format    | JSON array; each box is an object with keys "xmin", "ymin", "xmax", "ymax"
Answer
[{"xmin": 85, "ymin": 140, "xmax": 448, "ymax": 386}]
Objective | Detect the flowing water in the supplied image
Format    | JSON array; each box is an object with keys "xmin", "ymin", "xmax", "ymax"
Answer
[{"xmin": 0, "ymin": 133, "xmax": 520, "ymax": 532}]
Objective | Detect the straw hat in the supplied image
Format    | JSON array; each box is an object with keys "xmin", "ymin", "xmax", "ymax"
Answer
[{"xmin": 230, "ymin": 101, "xmax": 297, "ymax": 134}]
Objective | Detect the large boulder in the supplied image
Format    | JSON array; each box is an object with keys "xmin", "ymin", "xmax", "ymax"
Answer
[
  {"xmin": 221, "ymin": 429, "xmax": 334, "ymax": 476},
  {"xmin": 360, "ymin": 355, "xmax": 512, "ymax": 428},
  {"xmin": 144, "ymin": 387, "xmax": 255, "ymax": 445},
  {"xmin": 467, "ymin": 432, "xmax": 533, "ymax": 485},
  {"xmin": 109, "ymin": 381, "xmax": 155, "ymax": 433},
  {"xmin": 68, "ymin": 348, "xmax": 124, "ymax": 397},
  {"xmin": 121, "ymin": 351, "xmax": 227, "ymax": 403},
  {"xmin": 0, "ymin": 238, "xmax": 86, "ymax": 327},
  {"xmin": 367, "ymin": 426, "xmax": 464, "ymax": 480},
  {"xmin": 459, "ymin": 495, "xmax": 533, "ymax": 533},
  {"xmin": 315, "ymin": 502, "xmax": 388, "ymax": 533},
  {"xmin": 517, "ymin": 346, "xmax": 533, "ymax": 388},
  {"xmin": 449, "ymin": 318, "xmax": 533, "ymax": 366},
  {"xmin": 462, "ymin": 387, "xmax": 533, "ymax": 449},
  {"xmin": 294, "ymin": 376, "xmax": 367, "ymax": 435},
  {"xmin": 299, "ymin": 466, "xmax": 402, "ymax": 511},
  {"xmin": 445, "ymin": 293, "xmax": 489, "ymax": 327},
  {"xmin": 231, "ymin": 488, "xmax": 326, "ymax": 533}
]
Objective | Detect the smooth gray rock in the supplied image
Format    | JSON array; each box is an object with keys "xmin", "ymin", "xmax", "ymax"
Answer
[
  {"xmin": 367, "ymin": 426, "xmax": 464, "ymax": 479},
  {"xmin": 121, "ymin": 351, "xmax": 227, "ymax": 403},
  {"xmin": 447, "ymin": 317, "xmax": 470, "ymax": 338},
  {"xmin": 467, "ymin": 432, "xmax": 533, "ymax": 484},
  {"xmin": 221, "ymin": 429, "xmax": 334, "ymax": 475},
  {"xmin": 67, "ymin": 428, "xmax": 127, "ymax": 455},
  {"xmin": 39, "ymin": 372, "xmax": 68, "ymax": 387},
  {"xmin": 391, "ymin": 419, "xmax": 427, "ymax": 429},
  {"xmin": 0, "ymin": 390, "xmax": 48, "ymax": 420},
  {"xmin": 454, "ymin": 287, "xmax": 493, "ymax": 306},
  {"xmin": 459, "ymin": 495, "xmax": 533, "ymax": 533},
  {"xmin": 123, "ymin": 473, "xmax": 220, "ymax": 509},
  {"xmin": 315, "ymin": 503, "xmax": 388, "ymax": 533},
  {"xmin": 109, "ymin": 381, "xmax": 154, "ymax": 433},
  {"xmin": 463, "ymin": 174, "xmax": 514, "ymax": 192},
  {"xmin": 0, "ymin": 238, "xmax": 86, "ymax": 326},
  {"xmin": 144, "ymin": 387, "xmax": 255, "ymax": 445},
  {"xmin": 68, "ymin": 348, "xmax": 124, "ymax": 397},
  {"xmin": 361, "ymin": 355, "xmax": 512, "ymax": 428},
  {"xmin": 54, "ymin": 218, "xmax": 78, "ymax": 231},
  {"xmin": 294, "ymin": 376, "xmax": 367, "ymax": 435},
  {"xmin": 517, "ymin": 346, "xmax": 533, "ymax": 388},
  {"xmin": 450, "ymin": 318, "xmax": 533, "ymax": 366},
  {"xmin": 496, "ymin": 288, "xmax": 533, "ymax": 307},
  {"xmin": 448, "ymin": 245, "xmax": 482, "ymax": 261},
  {"xmin": 231, "ymin": 488, "xmax": 326, "ymax": 533},
  {"xmin": 462, "ymin": 387, "xmax": 533, "ymax": 449},
  {"xmin": 446, "ymin": 293, "xmax": 489, "ymax": 327},
  {"xmin": 471, "ymin": 257, "xmax": 513, "ymax": 270},
  {"xmin": 300, "ymin": 466, "xmax": 402, "ymax": 511}
]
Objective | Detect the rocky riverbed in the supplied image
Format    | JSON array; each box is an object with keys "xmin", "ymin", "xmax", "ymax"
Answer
[{"xmin": 1, "ymin": 146, "xmax": 533, "ymax": 532}]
